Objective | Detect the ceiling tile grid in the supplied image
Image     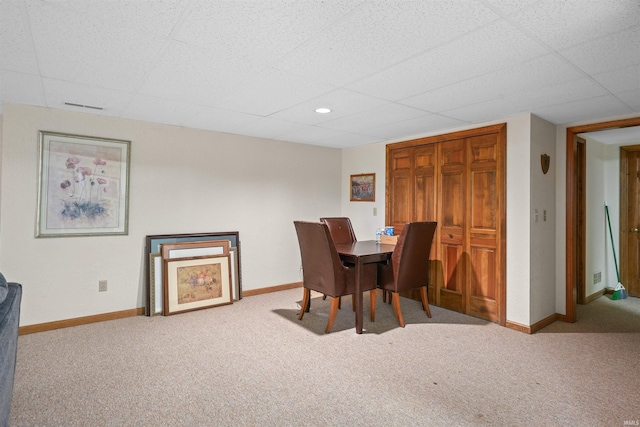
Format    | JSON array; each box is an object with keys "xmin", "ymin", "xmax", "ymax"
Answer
[{"xmin": 1, "ymin": 0, "xmax": 638, "ymax": 145}]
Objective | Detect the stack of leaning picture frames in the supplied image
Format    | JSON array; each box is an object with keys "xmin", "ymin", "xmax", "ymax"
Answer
[{"xmin": 145, "ymin": 232, "xmax": 242, "ymax": 316}]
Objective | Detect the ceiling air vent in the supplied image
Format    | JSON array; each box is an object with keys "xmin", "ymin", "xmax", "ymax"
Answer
[{"xmin": 64, "ymin": 102, "xmax": 104, "ymax": 111}]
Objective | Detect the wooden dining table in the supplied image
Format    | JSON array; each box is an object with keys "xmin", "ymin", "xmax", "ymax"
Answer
[{"xmin": 334, "ymin": 240, "xmax": 396, "ymax": 334}]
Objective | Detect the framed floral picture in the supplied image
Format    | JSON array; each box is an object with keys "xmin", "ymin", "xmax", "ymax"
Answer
[
  {"xmin": 36, "ymin": 131, "xmax": 130, "ymax": 237},
  {"xmin": 144, "ymin": 232, "xmax": 242, "ymax": 316},
  {"xmin": 163, "ymin": 255, "xmax": 232, "ymax": 315},
  {"xmin": 350, "ymin": 173, "xmax": 375, "ymax": 202}
]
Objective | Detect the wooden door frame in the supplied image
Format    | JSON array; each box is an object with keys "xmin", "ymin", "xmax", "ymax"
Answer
[
  {"xmin": 565, "ymin": 117, "xmax": 640, "ymax": 322},
  {"xmin": 620, "ymin": 145, "xmax": 640, "ymax": 294}
]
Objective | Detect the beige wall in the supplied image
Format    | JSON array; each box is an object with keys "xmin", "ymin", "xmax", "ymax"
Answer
[
  {"xmin": 0, "ymin": 103, "xmax": 342, "ymax": 326},
  {"xmin": 530, "ymin": 115, "xmax": 557, "ymax": 324}
]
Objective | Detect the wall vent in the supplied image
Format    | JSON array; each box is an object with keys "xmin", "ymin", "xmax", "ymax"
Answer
[
  {"xmin": 64, "ymin": 102, "xmax": 104, "ymax": 111},
  {"xmin": 593, "ymin": 271, "xmax": 602, "ymax": 284}
]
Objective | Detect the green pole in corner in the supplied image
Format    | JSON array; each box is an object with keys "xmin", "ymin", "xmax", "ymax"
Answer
[
  {"xmin": 605, "ymin": 204, "xmax": 627, "ymax": 300},
  {"xmin": 604, "ymin": 204, "xmax": 620, "ymax": 283}
]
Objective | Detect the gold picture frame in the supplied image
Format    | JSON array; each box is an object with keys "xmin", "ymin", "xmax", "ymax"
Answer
[
  {"xmin": 148, "ymin": 252, "xmax": 162, "ymax": 316},
  {"xmin": 163, "ymin": 255, "xmax": 232, "ymax": 315},
  {"xmin": 350, "ymin": 173, "xmax": 375, "ymax": 202}
]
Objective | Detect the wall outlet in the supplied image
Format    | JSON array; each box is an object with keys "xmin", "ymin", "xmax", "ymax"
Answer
[
  {"xmin": 373, "ymin": 207, "xmax": 377, "ymax": 216},
  {"xmin": 99, "ymin": 280, "xmax": 108, "ymax": 292}
]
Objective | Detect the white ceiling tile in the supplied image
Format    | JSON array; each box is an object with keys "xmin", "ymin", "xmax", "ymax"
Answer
[
  {"xmin": 1, "ymin": 70, "xmax": 45, "ymax": 106},
  {"xmin": 401, "ymin": 53, "xmax": 584, "ymax": 112},
  {"xmin": 323, "ymin": 103, "xmax": 429, "ymax": 134},
  {"xmin": 0, "ymin": 1, "xmax": 39, "ymax": 74},
  {"xmin": 508, "ymin": 0, "xmax": 640, "ymax": 50},
  {"xmin": 592, "ymin": 65, "xmax": 640, "ymax": 93},
  {"xmin": 482, "ymin": 0, "xmax": 541, "ymax": 16},
  {"xmin": 210, "ymin": 67, "xmax": 336, "ymax": 117},
  {"xmin": 175, "ymin": 0, "xmax": 364, "ymax": 65},
  {"xmin": 615, "ymin": 88, "xmax": 640, "ymax": 111},
  {"xmin": 236, "ymin": 117, "xmax": 309, "ymax": 140},
  {"xmin": 365, "ymin": 113, "xmax": 468, "ymax": 140},
  {"xmin": 121, "ymin": 95, "xmax": 206, "ymax": 127},
  {"xmin": 276, "ymin": 125, "xmax": 346, "ymax": 145},
  {"xmin": 268, "ymin": 89, "xmax": 388, "ymax": 125},
  {"xmin": 560, "ymin": 26, "xmax": 640, "ymax": 75},
  {"xmin": 27, "ymin": 0, "xmax": 190, "ymax": 36},
  {"xmin": 519, "ymin": 77, "xmax": 611, "ymax": 107},
  {"xmin": 581, "ymin": 127, "xmax": 640, "ymax": 145},
  {"xmin": 0, "ymin": 71, "xmax": 44, "ymax": 106},
  {"xmin": 26, "ymin": 1, "xmax": 169, "ymax": 91},
  {"xmin": 182, "ymin": 107, "xmax": 263, "ymax": 134},
  {"xmin": 138, "ymin": 41, "xmax": 267, "ymax": 106},
  {"xmin": 532, "ymin": 94, "xmax": 634, "ymax": 123},
  {"xmin": 274, "ymin": 1, "xmax": 499, "ymax": 86},
  {"xmin": 347, "ymin": 19, "xmax": 549, "ymax": 101},
  {"xmin": 442, "ymin": 77, "xmax": 612, "ymax": 122},
  {"xmin": 314, "ymin": 133, "xmax": 384, "ymax": 149}
]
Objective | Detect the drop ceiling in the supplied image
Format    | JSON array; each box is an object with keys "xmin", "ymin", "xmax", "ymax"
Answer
[{"xmin": 1, "ymin": 0, "xmax": 638, "ymax": 148}]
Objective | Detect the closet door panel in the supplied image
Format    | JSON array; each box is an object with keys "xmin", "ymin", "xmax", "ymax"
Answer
[
  {"xmin": 414, "ymin": 145, "xmax": 439, "ymax": 303},
  {"xmin": 387, "ymin": 148, "xmax": 412, "ymax": 230},
  {"xmin": 414, "ymin": 145, "xmax": 437, "ymax": 222},
  {"xmin": 439, "ymin": 139, "xmax": 466, "ymax": 313},
  {"xmin": 468, "ymin": 134, "xmax": 501, "ymax": 322}
]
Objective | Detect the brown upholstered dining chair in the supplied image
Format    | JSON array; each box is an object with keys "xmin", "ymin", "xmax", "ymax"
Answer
[
  {"xmin": 320, "ymin": 217, "xmax": 356, "ymax": 301},
  {"xmin": 319, "ymin": 217, "xmax": 357, "ymax": 245},
  {"xmin": 294, "ymin": 221, "xmax": 377, "ymax": 333},
  {"xmin": 377, "ymin": 221, "xmax": 437, "ymax": 327}
]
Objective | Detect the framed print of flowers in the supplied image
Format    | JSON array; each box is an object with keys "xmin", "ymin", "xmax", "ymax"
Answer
[{"xmin": 36, "ymin": 131, "xmax": 131, "ymax": 237}]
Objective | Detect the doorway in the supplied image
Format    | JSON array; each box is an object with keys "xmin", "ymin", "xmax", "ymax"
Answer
[
  {"xmin": 620, "ymin": 145, "xmax": 640, "ymax": 297},
  {"xmin": 566, "ymin": 117, "xmax": 640, "ymax": 322}
]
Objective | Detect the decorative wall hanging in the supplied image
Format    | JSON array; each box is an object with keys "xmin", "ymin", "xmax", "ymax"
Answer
[
  {"xmin": 36, "ymin": 131, "xmax": 130, "ymax": 237},
  {"xmin": 541, "ymin": 154, "xmax": 550, "ymax": 174},
  {"xmin": 350, "ymin": 173, "xmax": 375, "ymax": 202}
]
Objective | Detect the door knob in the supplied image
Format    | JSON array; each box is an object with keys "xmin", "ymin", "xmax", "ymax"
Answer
[{"xmin": 631, "ymin": 228, "xmax": 640, "ymax": 233}]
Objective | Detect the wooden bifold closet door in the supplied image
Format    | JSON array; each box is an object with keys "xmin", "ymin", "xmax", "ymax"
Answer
[{"xmin": 386, "ymin": 124, "xmax": 506, "ymax": 324}]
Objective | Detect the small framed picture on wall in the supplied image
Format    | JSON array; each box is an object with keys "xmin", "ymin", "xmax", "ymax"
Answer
[{"xmin": 350, "ymin": 173, "xmax": 375, "ymax": 202}]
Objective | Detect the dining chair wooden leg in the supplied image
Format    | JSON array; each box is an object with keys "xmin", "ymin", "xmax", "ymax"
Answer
[
  {"xmin": 326, "ymin": 297, "xmax": 341, "ymax": 333},
  {"xmin": 419, "ymin": 286, "xmax": 432, "ymax": 318},
  {"xmin": 352, "ymin": 294, "xmax": 355, "ymax": 311},
  {"xmin": 391, "ymin": 292, "xmax": 405, "ymax": 327},
  {"xmin": 370, "ymin": 289, "xmax": 377, "ymax": 321},
  {"xmin": 299, "ymin": 288, "xmax": 310, "ymax": 320}
]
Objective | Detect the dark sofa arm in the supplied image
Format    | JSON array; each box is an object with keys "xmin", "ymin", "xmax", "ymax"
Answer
[{"xmin": 0, "ymin": 283, "xmax": 22, "ymax": 427}]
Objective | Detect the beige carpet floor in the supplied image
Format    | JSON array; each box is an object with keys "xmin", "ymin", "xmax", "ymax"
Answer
[{"xmin": 10, "ymin": 289, "xmax": 640, "ymax": 426}]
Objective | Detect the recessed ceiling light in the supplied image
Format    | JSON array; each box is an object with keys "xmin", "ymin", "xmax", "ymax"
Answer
[{"xmin": 315, "ymin": 107, "xmax": 331, "ymax": 114}]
